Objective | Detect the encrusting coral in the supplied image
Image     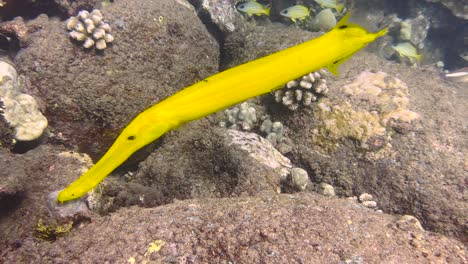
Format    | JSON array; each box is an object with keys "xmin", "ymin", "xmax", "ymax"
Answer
[
  {"xmin": 313, "ymin": 71, "xmax": 420, "ymax": 150},
  {"xmin": 66, "ymin": 9, "xmax": 114, "ymax": 50},
  {"xmin": 0, "ymin": 61, "xmax": 48, "ymax": 141},
  {"xmin": 274, "ymin": 69, "xmax": 328, "ymax": 110}
]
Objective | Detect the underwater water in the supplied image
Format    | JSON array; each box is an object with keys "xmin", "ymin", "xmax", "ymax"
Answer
[{"xmin": 0, "ymin": 0, "xmax": 466, "ymax": 262}]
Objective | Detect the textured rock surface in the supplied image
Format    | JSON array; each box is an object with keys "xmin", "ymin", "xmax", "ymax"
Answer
[
  {"xmin": 0, "ymin": 148, "xmax": 26, "ymax": 207},
  {"xmin": 14, "ymin": 0, "xmax": 219, "ymax": 158},
  {"xmin": 89, "ymin": 125, "xmax": 291, "ymax": 213},
  {"xmin": 190, "ymin": 0, "xmax": 246, "ymax": 34},
  {"xmin": 223, "ymin": 22, "xmax": 321, "ymax": 69},
  {"xmin": 0, "ymin": 145, "xmax": 93, "ymax": 249},
  {"xmin": 3, "ymin": 193, "xmax": 467, "ymax": 263},
  {"xmin": 52, "ymin": 0, "xmax": 98, "ymax": 16}
]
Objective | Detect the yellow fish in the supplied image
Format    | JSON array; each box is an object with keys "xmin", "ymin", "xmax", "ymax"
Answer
[
  {"xmin": 314, "ymin": 0, "xmax": 344, "ymax": 13},
  {"xmin": 57, "ymin": 13, "xmax": 387, "ymax": 202},
  {"xmin": 280, "ymin": 5, "xmax": 310, "ymax": 23},
  {"xmin": 236, "ymin": 1, "xmax": 271, "ymax": 16},
  {"xmin": 392, "ymin": 42, "xmax": 422, "ymax": 62}
]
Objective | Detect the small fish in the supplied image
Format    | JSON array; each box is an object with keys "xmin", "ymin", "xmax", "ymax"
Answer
[
  {"xmin": 444, "ymin": 67, "xmax": 468, "ymax": 85},
  {"xmin": 314, "ymin": 0, "xmax": 344, "ymax": 13},
  {"xmin": 392, "ymin": 42, "xmax": 422, "ymax": 62},
  {"xmin": 237, "ymin": 1, "xmax": 271, "ymax": 16},
  {"xmin": 280, "ymin": 5, "xmax": 310, "ymax": 23}
]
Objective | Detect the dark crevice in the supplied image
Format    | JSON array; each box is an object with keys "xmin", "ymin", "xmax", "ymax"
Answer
[
  {"xmin": 0, "ymin": 0, "xmax": 68, "ymax": 21},
  {"xmin": 186, "ymin": 0, "xmax": 226, "ymax": 72}
]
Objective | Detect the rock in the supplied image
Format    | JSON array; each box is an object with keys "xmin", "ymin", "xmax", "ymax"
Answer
[
  {"xmin": 222, "ymin": 22, "xmax": 321, "ymax": 69},
  {"xmin": 52, "ymin": 0, "xmax": 98, "ymax": 16},
  {"xmin": 398, "ymin": 215, "xmax": 425, "ymax": 232},
  {"xmin": 0, "ymin": 145, "xmax": 95, "ymax": 247},
  {"xmin": 290, "ymin": 167, "xmax": 309, "ymax": 192},
  {"xmin": 0, "ymin": 148, "xmax": 26, "ymax": 207},
  {"xmin": 359, "ymin": 193, "xmax": 373, "ymax": 202},
  {"xmin": 46, "ymin": 191, "xmax": 91, "ymax": 221},
  {"xmin": 361, "ymin": 200, "xmax": 378, "ymax": 209},
  {"xmin": 86, "ymin": 126, "xmax": 292, "ymax": 213},
  {"xmin": 14, "ymin": 0, "xmax": 219, "ymax": 158},
  {"xmin": 2, "ymin": 193, "xmax": 466, "ymax": 262},
  {"xmin": 424, "ymin": 0, "xmax": 468, "ymax": 20},
  {"xmin": 319, "ymin": 182, "xmax": 335, "ymax": 197},
  {"xmin": 400, "ymin": 13, "xmax": 430, "ymax": 47},
  {"xmin": 190, "ymin": 0, "xmax": 246, "ymax": 34}
]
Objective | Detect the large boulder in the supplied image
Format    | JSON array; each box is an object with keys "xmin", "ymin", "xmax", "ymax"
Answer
[
  {"xmin": 87, "ymin": 124, "xmax": 293, "ymax": 213},
  {"xmin": 14, "ymin": 0, "xmax": 219, "ymax": 158}
]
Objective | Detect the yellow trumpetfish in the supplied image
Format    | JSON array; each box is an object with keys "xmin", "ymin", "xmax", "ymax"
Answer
[{"xmin": 58, "ymin": 14, "xmax": 387, "ymax": 202}]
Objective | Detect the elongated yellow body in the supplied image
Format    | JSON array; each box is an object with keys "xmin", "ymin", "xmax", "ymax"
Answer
[{"xmin": 58, "ymin": 14, "xmax": 387, "ymax": 202}]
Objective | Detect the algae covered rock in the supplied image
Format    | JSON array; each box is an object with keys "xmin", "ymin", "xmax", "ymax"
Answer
[
  {"xmin": 290, "ymin": 52, "xmax": 467, "ymax": 241},
  {"xmin": 86, "ymin": 125, "xmax": 291, "ymax": 212},
  {"xmin": 14, "ymin": 0, "xmax": 219, "ymax": 158},
  {"xmin": 0, "ymin": 145, "xmax": 94, "ymax": 248}
]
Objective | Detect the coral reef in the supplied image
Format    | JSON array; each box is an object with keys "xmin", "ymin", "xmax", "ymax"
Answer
[
  {"xmin": 219, "ymin": 101, "xmax": 257, "ymax": 130},
  {"xmin": 0, "ymin": 60, "xmax": 47, "ymax": 141},
  {"xmin": 66, "ymin": 9, "xmax": 114, "ymax": 50},
  {"xmin": 274, "ymin": 69, "xmax": 328, "ymax": 110}
]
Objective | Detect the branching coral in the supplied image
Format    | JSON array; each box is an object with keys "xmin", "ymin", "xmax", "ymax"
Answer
[
  {"xmin": 260, "ymin": 119, "xmax": 284, "ymax": 146},
  {"xmin": 274, "ymin": 69, "xmax": 328, "ymax": 110},
  {"xmin": 66, "ymin": 9, "xmax": 114, "ymax": 50},
  {"xmin": 219, "ymin": 101, "xmax": 257, "ymax": 130}
]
